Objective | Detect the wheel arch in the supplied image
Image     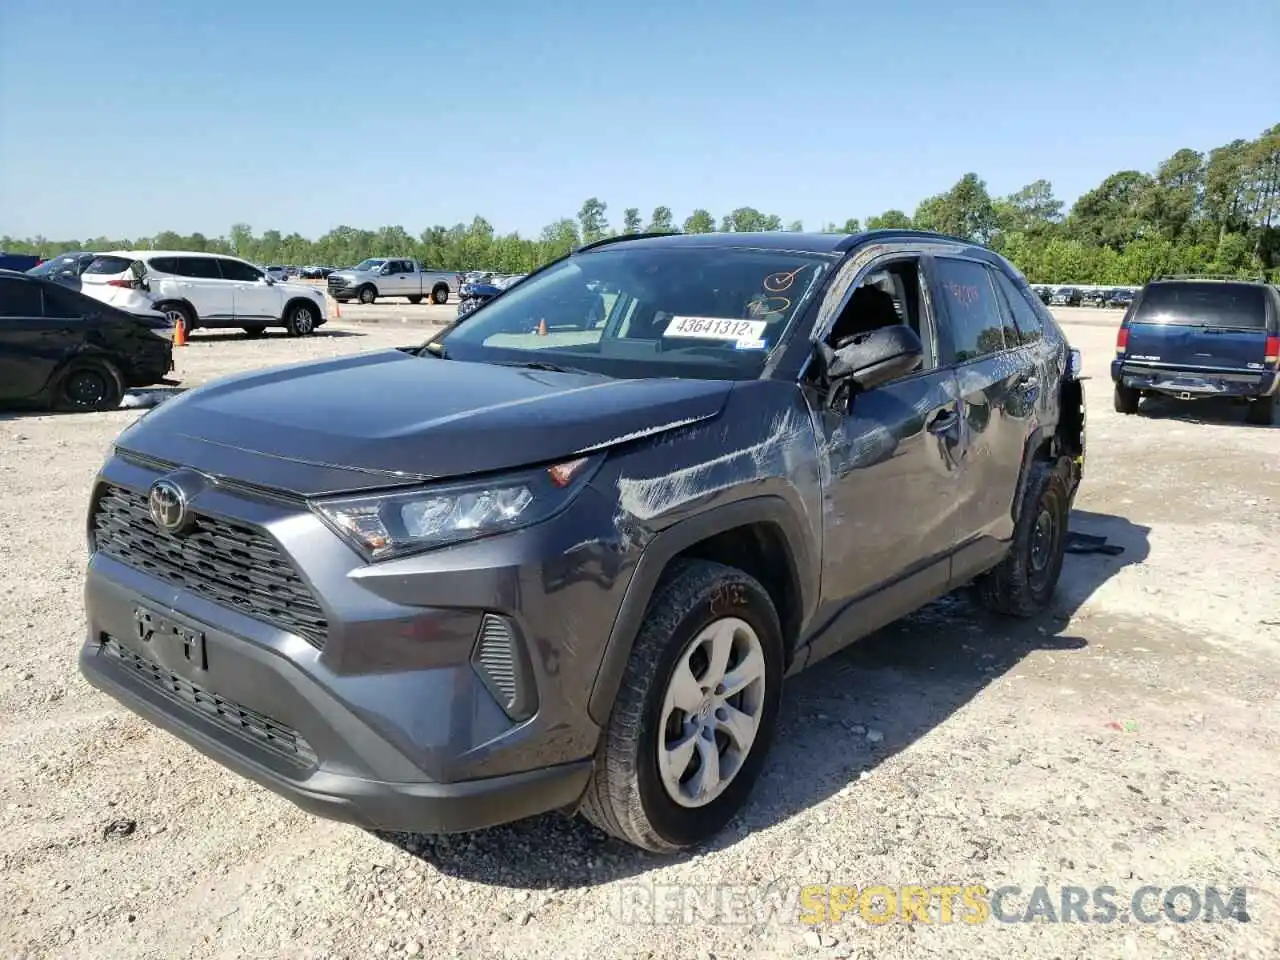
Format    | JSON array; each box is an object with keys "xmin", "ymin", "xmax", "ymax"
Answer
[
  {"xmin": 587, "ymin": 495, "xmax": 815, "ymax": 726},
  {"xmin": 284, "ymin": 295, "xmax": 322, "ymax": 319},
  {"xmin": 153, "ymin": 298, "xmax": 198, "ymax": 324}
]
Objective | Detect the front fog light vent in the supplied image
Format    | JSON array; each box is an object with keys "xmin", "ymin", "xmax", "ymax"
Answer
[{"xmin": 471, "ymin": 614, "xmax": 535, "ymax": 721}]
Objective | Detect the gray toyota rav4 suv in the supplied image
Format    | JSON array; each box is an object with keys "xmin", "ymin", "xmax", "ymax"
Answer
[{"xmin": 81, "ymin": 229, "xmax": 1085, "ymax": 852}]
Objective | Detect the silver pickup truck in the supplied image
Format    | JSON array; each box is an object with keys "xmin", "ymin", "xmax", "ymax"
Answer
[{"xmin": 326, "ymin": 258, "xmax": 460, "ymax": 305}]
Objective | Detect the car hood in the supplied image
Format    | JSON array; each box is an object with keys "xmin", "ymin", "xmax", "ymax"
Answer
[{"xmin": 116, "ymin": 349, "xmax": 732, "ymax": 496}]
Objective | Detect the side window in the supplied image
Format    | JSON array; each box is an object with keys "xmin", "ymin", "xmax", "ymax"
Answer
[
  {"xmin": 177, "ymin": 257, "xmax": 222, "ymax": 280},
  {"xmin": 218, "ymin": 259, "xmax": 263, "ymax": 282},
  {"xmin": 824, "ymin": 257, "xmax": 936, "ymax": 371},
  {"xmin": 148, "ymin": 257, "xmax": 178, "ymax": 275},
  {"xmin": 933, "ymin": 258, "xmax": 1008, "ymax": 363},
  {"xmin": 0, "ymin": 278, "xmax": 45, "ymax": 317},
  {"xmin": 990, "ymin": 269, "xmax": 1044, "ymax": 345}
]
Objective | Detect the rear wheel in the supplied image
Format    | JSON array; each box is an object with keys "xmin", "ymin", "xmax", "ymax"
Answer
[
  {"xmin": 56, "ymin": 358, "xmax": 124, "ymax": 412},
  {"xmin": 1247, "ymin": 395, "xmax": 1275, "ymax": 426},
  {"xmin": 580, "ymin": 559, "xmax": 783, "ymax": 852},
  {"xmin": 1114, "ymin": 384, "xmax": 1140, "ymax": 414},
  {"xmin": 159, "ymin": 301, "xmax": 195, "ymax": 334},
  {"xmin": 407, "ymin": 295, "xmax": 424, "ymax": 304},
  {"xmin": 975, "ymin": 457, "xmax": 1071, "ymax": 617},
  {"xmin": 431, "ymin": 284, "xmax": 449, "ymax": 305}
]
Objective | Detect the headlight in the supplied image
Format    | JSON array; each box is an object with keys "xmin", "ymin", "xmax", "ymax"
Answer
[{"xmin": 311, "ymin": 455, "xmax": 601, "ymax": 561}]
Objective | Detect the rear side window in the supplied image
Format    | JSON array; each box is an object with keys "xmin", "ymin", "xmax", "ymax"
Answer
[
  {"xmin": 84, "ymin": 255, "xmax": 134, "ymax": 276},
  {"xmin": 933, "ymin": 258, "xmax": 1008, "ymax": 362},
  {"xmin": 0, "ymin": 278, "xmax": 44, "ymax": 317},
  {"xmin": 1134, "ymin": 282, "xmax": 1268, "ymax": 329},
  {"xmin": 174, "ymin": 257, "xmax": 221, "ymax": 279},
  {"xmin": 148, "ymin": 257, "xmax": 179, "ymax": 274},
  {"xmin": 42, "ymin": 284, "xmax": 95, "ymax": 318},
  {"xmin": 990, "ymin": 270, "xmax": 1044, "ymax": 345}
]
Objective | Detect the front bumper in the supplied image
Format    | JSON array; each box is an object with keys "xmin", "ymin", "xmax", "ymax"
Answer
[
  {"xmin": 1111, "ymin": 361, "xmax": 1278, "ymax": 400},
  {"xmin": 79, "ymin": 453, "xmax": 627, "ymax": 833}
]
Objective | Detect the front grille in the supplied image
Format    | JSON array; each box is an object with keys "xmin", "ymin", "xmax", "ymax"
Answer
[
  {"xmin": 92, "ymin": 483, "xmax": 329, "ymax": 649},
  {"xmin": 326, "ymin": 277, "xmax": 348, "ymax": 292},
  {"xmin": 102, "ymin": 636, "xmax": 316, "ymax": 766}
]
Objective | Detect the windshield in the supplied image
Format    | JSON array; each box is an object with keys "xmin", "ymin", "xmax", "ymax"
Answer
[
  {"xmin": 435, "ymin": 245, "xmax": 833, "ymax": 380},
  {"xmin": 1134, "ymin": 282, "xmax": 1268, "ymax": 329},
  {"xmin": 29, "ymin": 255, "xmax": 81, "ymax": 276},
  {"xmin": 354, "ymin": 259, "xmax": 386, "ymax": 272}
]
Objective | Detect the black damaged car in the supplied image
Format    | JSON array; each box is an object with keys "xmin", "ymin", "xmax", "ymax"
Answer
[
  {"xmin": 0, "ymin": 269, "xmax": 174, "ymax": 412},
  {"xmin": 79, "ymin": 230, "xmax": 1084, "ymax": 852}
]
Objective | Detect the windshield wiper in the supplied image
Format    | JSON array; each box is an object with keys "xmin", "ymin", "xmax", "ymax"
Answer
[{"xmin": 491, "ymin": 359, "xmax": 594, "ymax": 375}]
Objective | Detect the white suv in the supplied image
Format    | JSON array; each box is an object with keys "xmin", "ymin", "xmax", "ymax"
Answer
[{"xmin": 80, "ymin": 251, "xmax": 329, "ymax": 337}]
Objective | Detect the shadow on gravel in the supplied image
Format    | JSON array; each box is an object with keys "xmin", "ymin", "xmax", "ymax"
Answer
[
  {"xmin": 379, "ymin": 509, "xmax": 1149, "ymax": 890},
  {"xmin": 1131, "ymin": 395, "xmax": 1277, "ymax": 428},
  {"xmin": 186, "ymin": 328, "xmax": 365, "ymax": 341}
]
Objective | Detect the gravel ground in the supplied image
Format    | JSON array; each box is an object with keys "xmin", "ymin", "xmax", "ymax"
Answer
[{"xmin": 2, "ymin": 313, "xmax": 1278, "ymax": 960}]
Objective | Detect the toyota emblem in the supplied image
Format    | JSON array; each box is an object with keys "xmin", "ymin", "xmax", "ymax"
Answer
[{"xmin": 148, "ymin": 479, "xmax": 191, "ymax": 535}]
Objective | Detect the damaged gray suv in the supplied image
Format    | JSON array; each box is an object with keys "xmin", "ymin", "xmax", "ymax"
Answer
[{"xmin": 80, "ymin": 229, "xmax": 1085, "ymax": 852}]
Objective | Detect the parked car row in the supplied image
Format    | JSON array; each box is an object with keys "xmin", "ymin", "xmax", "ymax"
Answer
[
  {"xmin": 456, "ymin": 273, "xmax": 527, "ymax": 318},
  {"xmin": 1032, "ymin": 285, "xmax": 1138, "ymax": 308}
]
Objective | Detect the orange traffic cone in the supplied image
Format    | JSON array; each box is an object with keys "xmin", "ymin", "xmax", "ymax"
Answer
[
  {"xmin": 174, "ymin": 318, "xmax": 187, "ymax": 347},
  {"xmin": 536, "ymin": 318, "xmax": 547, "ymax": 336}
]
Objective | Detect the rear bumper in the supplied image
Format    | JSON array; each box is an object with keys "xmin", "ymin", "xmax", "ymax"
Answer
[{"xmin": 1111, "ymin": 362, "xmax": 1278, "ymax": 399}]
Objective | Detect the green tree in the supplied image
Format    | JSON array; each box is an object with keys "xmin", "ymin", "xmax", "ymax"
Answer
[
  {"xmin": 865, "ymin": 210, "xmax": 912, "ymax": 230},
  {"xmin": 646, "ymin": 206, "xmax": 676, "ymax": 232},
  {"xmin": 683, "ymin": 209, "xmax": 716, "ymax": 233},
  {"xmin": 577, "ymin": 198, "xmax": 608, "ymax": 244},
  {"xmin": 1066, "ymin": 170, "xmax": 1154, "ymax": 251},
  {"xmin": 622, "ymin": 208, "xmax": 642, "ymax": 234}
]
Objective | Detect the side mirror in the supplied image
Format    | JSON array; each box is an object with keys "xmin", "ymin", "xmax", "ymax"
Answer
[{"xmin": 816, "ymin": 325, "xmax": 924, "ymax": 395}]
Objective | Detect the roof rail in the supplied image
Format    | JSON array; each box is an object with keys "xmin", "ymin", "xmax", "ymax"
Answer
[
  {"xmin": 835, "ymin": 228, "xmax": 972, "ymax": 251},
  {"xmin": 575, "ymin": 231, "xmax": 681, "ymax": 253},
  {"xmin": 1153, "ymin": 273, "xmax": 1267, "ymax": 283}
]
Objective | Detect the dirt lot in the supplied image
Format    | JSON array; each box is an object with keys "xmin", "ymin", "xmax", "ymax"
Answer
[{"xmin": 2, "ymin": 312, "xmax": 1278, "ymax": 960}]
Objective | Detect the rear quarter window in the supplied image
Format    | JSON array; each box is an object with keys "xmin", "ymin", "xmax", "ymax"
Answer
[
  {"xmin": 1135, "ymin": 283, "xmax": 1268, "ymax": 329},
  {"xmin": 83, "ymin": 255, "xmax": 135, "ymax": 276}
]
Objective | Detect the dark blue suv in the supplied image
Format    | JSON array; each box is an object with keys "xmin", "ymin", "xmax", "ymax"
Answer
[{"xmin": 1112, "ymin": 278, "xmax": 1279, "ymax": 425}]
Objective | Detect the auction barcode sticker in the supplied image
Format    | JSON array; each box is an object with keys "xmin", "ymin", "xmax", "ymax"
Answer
[{"xmin": 664, "ymin": 316, "xmax": 768, "ymax": 342}]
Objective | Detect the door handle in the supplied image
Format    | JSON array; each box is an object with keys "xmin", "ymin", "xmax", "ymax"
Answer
[{"xmin": 927, "ymin": 409, "xmax": 959, "ymax": 434}]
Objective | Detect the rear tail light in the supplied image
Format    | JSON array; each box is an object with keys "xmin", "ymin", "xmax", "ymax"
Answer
[
  {"xmin": 1266, "ymin": 335, "xmax": 1279, "ymax": 365},
  {"xmin": 106, "ymin": 278, "xmax": 132, "ymax": 289},
  {"xmin": 1115, "ymin": 327, "xmax": 1129, "ymax": 353}
]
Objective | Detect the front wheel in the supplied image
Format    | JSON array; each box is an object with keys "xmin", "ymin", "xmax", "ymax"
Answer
[
  {"xmin": 975, "ymin": 458, "xmax": 1071, "ymax": 617},
  {"xmin": 580, "ymin": 559, "xmax": 783, "ymax": 852},
  {"xmin": 285, "ymin": 302, "xmax": 317, "ymax": 337},
  {"xmin": 1114, "ymin": 384, "xmax": 1140, "ymax": 414},
  {"xmin": 358, "ymin": 285, "xmax": 376, "ymax": 305}
]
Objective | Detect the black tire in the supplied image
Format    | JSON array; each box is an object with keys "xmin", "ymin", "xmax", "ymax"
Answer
[
  {"xmin": 580, "ymin": 559, "xmax": 784, "ymax": 852},
  {"xmin": 407, "ymin": 295, "xmax": 424, "ymax": 304},
  {"xmin": 158, "ymin": 301, "xmax": 196, "ymax": 334},
  {"xmin": 242, "ymin": 325, "xmax": 266, "ymax": 338},
  {"xmin": 56, "ymin": 358, "xmax": 124, "ymax": 412},
  {"xmin": 975, "ymin": 457, "xmax": 1072, "ymax": 618},
  {"xmin": 431, "ymin": 284, "xmax": 449, "ymax": 305},
  {"xmin": 358, "ymin": 285, "xmax": 376, "ymax": 305},
  {"xmin": 1246, "ymin": 395, "xmax": 1275, "ymax": 426},
  {"xmin": 1114, "ymin": 384, "xmax": 1140, "ymax": 414},
  {"xmin": 285, "ymin": 301, "xmax": 318, "ymax": 337}
]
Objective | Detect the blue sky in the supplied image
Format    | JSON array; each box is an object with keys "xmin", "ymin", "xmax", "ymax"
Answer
[{"xmin": 1, "ymin": 0, "xmax": 1275, "ymax": 241}]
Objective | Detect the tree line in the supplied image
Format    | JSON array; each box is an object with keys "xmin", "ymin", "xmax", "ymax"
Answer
[{"xmin": 4, "ymin": 123, "xmax": 1277, "ymax": 284}]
